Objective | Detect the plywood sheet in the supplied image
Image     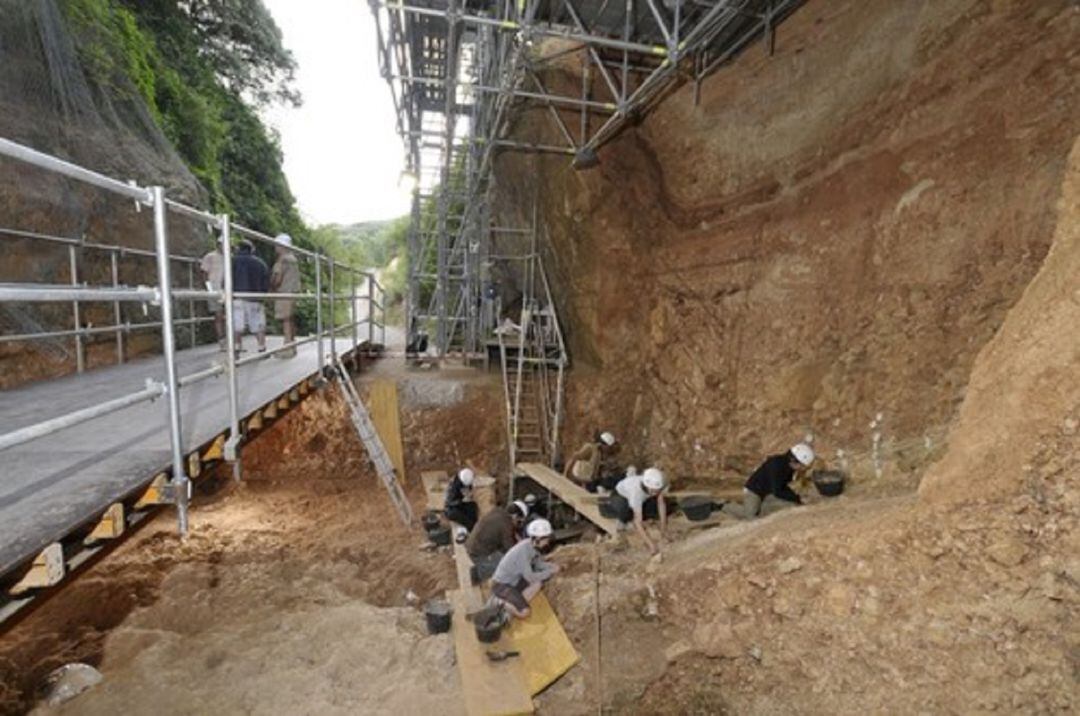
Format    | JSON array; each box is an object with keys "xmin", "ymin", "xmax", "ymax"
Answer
[
  {"xmin": 506, "ymin": 592, "xmax": 580, "ymax": 696},
  {"xmin": 421, "ymin": 470, "xmax": 449, "ymax": 512},
  {"xmin": 369, "ymin": 379, "xmax": 406, "ymax": 482},
  {"xmin": 515, "ymin": 463, "xmax": 619, "ymax": 535},
  {"xmin": 448, "ymin": 589, "xmax": 534, "ymax": 716}
]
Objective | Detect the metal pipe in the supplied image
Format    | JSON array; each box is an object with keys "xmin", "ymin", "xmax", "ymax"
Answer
[
  {"xmin": 0, "ymin": 380, "xmax": 165, "ymax": 452},
  {"xmin": 0, "ymin": 284, "xmax": 157, "ymax": 303},
  {"xmin": 392, "ymin": 74, "xmax": 618, "ymax": 112},
  {"xmin": 68, "ymin": 245, "xmax": 84, "ymax": 373},
  {"xmin": 350, "ymin": 273, "xmax": 358, "ymax": 357},
  {"xmin": 187, "ymin": 262, "xmax": 197, "ymax": 348},
  {"xmin": 220, "ymin": 214, "xmax": 241, "ymax": 482},
  {"xmin": 177, "ymin": 363, "xmax": 225, "ymax": 387},
  {"xmin": 0, "ymin": 138, "xmax": 152, "ymax": 203},
  {"xmin": 110, "ymin": 250, "xmax": 123, "ymax": 364},
  {"xmin": 314, "ymin": 252, "xmax": 324, "ymax": 372},
  {"xmin": 0, "ymin": 316, "xmax": 213, "ymax": 344},
  {"xmin": 150, "ymin": 186, "xmax": 189, "ymax": 537},
  {"xmin": 367, "ymin": 271, "xmax": 375, "ymax": 345},
  {"xmin": 328, "ymin": 259, "xmax": 337, "ymax": 364}
]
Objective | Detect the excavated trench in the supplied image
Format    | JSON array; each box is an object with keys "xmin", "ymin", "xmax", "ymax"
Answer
[{"xmin": 0, "ymin": 371, "xmax": 506, "ymax": 715}]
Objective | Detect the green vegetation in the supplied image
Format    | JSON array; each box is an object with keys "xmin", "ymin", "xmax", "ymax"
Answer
[{"xmin": 59, "ymin": 0, "xmax": 410, "ymax": 331}]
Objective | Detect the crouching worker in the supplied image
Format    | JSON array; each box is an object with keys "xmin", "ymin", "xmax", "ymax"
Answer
[
  {"xmin": 444, "ymin": 468, "xmax": 478, "ymax": 530},
  {"xmin": 466, "ymin": 500, "xmax": 529, "ymax": 581},
  {"xmin": 724, "ymin": 443, "xmax": 815, "ymax": 519},
  {"xmin": 565, "ymin": 430, "xmax": 618, "ymax": 490},
  {"xmin": 490, "ymin": 518, "xmax": 559, "ymax": 620},
  {"xmin": 610, "ymin": 467, "xmax": 670, "ymax": 555}
]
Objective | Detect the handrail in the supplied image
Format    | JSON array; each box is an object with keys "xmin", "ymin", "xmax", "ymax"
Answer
[{"xmin": 0, "ymin": 136, "xmax": 389, "ymax": 542}]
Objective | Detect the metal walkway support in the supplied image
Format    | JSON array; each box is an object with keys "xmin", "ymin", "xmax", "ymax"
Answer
[
  {"xmin": 333, "ymin": 358, "xmax": 414, "ymax": 526},
  {"xmin": 370, "ymin": 0, "xmax": 807, "ymax": 361}
]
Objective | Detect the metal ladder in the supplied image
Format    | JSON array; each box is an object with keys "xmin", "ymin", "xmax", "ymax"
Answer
[{"xmin": 333, "ymin": 358, "xmax": 414, "ymax": 526}]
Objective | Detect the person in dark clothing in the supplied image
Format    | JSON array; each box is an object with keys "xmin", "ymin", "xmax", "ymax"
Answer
[
  {"xmin": 444, "ymin": 467, "xmax": 479, "ymax": 530},
  {"xmin": 466, "ymin": 500, "xmax": 529, "ymax": 581},
  {"xmin": 232, "ymin": 239, "xmax": 270, "ymax": 354},
  {"xmin": 723, "ymin": 443, "xmax": 816, "ymax": 519}
]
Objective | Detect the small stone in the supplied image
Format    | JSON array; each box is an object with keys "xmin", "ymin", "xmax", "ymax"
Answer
[
  {"xmin": 664, "ymin": 639, "xmax": 695, "ymax": 663},
  {"xmin": 1063, "ymin": 417, "xmax": 1078, "ymax": 435},
  {"xmin": 747, "ymin": 574, "xmax": 769, "ymax": 589},
  {"xmin": 693, "ymin": 622, "xmax": 742, "ymax": 659},
  {"xmin": 987, "ymin": 539, "xmax": 1028, "ymax": 567},
  {"xmin": 748, "ymin": 645, "xmax": 763, "ymax": 662},
  {"xmin": 44, "ymin": 664, "xmax": 103, "ymax": 707},
  {"xmin": 777, "ymin": 557, "xmax": 803, "ymax": 575}
]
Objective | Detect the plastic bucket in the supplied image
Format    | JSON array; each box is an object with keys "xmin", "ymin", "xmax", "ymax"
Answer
[
  {"xmin": 424, "ymin": 599, "xmax": 452, "ymax": 634},
  {"xmin": 812, "ymin": 470, "xmax": 846, "ymax": 497},
  {"xmin": 680, "ymin": 495, "xmax": 714, "ymax": 521}
]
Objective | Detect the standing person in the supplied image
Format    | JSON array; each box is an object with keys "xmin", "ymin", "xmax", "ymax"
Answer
[
  {"xmin": 444, "ymin": 468, "xmax": 479, "ymax": 530},
  {"xmin": 564, "ymin": 430, "xmax": 618, "ymax": 489},
  {"xmin": 232, "ymin": 239, "xmax": 269, "ymax": 354},
  {"xmin": 270, "ymin": 233, "xmax": 301, "ymax": 359},
  {"xmin": 723, "ymin": 443, "xmax": 815, "ymax": 520},
  {"xmin": 199, "ymin": 240, "xmax": 225, "ymax": 350},
  {"xmin": 609, "ymin": 467, "xmax": 670, "ymax": 555},
  {"xmin": 466, "ymin": 500, "xmax": 529, "ymax": 581},
  {"xmin": 490, "ymin": 518, "xmax": 559, "ymax": 620}
]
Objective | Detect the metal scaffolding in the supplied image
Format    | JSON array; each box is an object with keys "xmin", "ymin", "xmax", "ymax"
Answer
[{"xmin": 370, "ymin": 0, "xmax": 805, "ymax": 357}]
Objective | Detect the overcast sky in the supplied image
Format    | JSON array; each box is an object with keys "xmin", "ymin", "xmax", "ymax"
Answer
[{"xmin": 261, "ymin": 0, "xmax": 408, "ymax": 226}]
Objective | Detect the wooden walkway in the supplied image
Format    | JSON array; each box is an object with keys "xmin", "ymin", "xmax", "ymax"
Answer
[{"xmin": 515, "ymin": 463, "xmax": 620, "ymax": 535}]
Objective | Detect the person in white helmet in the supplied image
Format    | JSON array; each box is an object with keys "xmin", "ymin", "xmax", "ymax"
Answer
[
  {"xmin": 269, "ymin": 233, "xmax": 300, "ymax": 358},
  {"xmin": 610, "ymin": 467, "xmax": 671, "ymax": 555},
  {"xmin": 723, "ymin": 443, "xmax": 815, "ymax": 519},
  {"xmin": 565, "ymin": 430, "xmax": 619, "ymax": 488},
  {"xmin": 444, "ymin": 468, "xmax": 479, "ymax": 530},
  {"xmin": 465, "ymin": 500, "xmax": 530, "ymax": 581},
  {"xmin": 490, "ymin": 517, "xmax": 559, "ymax": 619}
]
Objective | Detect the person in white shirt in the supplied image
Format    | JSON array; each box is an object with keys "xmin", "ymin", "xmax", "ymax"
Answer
[
  {"xmin": 199, "ymin": 241, "xmax": 225, "ymax": 350},
  {"xmin": 611, "ymin": 467, "xmax": 670, "ymax": 555}
]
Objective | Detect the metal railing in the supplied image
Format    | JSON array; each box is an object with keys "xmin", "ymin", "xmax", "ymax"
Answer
[{"xmin": 0, "ymin": 137, "xmax": 387, "ymax": 536}]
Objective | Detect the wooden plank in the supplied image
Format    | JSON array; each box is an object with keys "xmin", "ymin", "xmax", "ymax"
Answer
[
  {"xmin": 506, "ymin": 592, "xmax": 579, "ymax": 696},
  {"xmin": 515, "ymin": 463, "xmax": 619, "ymax": 535},
  {"xmin": 421, "ymin": 470, "xmax": 450, "ymax": 512},
  {"xmin": 448, "ymin": 589, "xmax": 535, "ymax": 716},
  {"xmin": 369, "ymin": 380, "xmax": 407, "ymax": 482}
]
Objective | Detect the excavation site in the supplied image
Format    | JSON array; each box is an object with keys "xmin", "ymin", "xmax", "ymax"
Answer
[{"xmin": 0, "ymin": 0, "xmax": 1077, "ymax": 714}]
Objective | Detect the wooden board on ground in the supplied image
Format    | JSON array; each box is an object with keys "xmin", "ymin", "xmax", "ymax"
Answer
[
  {"xmin": 369, "ymin": 380, "xmax": 406, "ymax": 482},
  {"xmin": 421, "ymin": 470, "xmax": 449, "ymax": 512},
  {"xmin": 452, "ymin": 536, "xmax": 484, "ymax": 613},
  {"xmin": 448, "ymin": 589, "xmax": 535, "ymax": 716},
  {"xmin": 515, "ymin": 463, "xmax": 619, "ymax": 535},
  {"xmin": 505, "ymin": 591, "xmax": 580, "ymax": 696}
]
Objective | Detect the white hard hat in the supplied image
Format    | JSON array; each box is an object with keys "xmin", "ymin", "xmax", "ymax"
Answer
[
  {"xmin": 526, "ymin": 518, "xmax": 553, "ymax": 539},
  {"xmin": 512, "ymin": 500, "xmax": 529, "ymax": 517},
  {"xmin": 458, "ymin": 468, "xmax": 475, "ymax": 486},
  {"xmin": 523, "ymin": 493, "xmax": 538, "ymax": 506},
  {"xmin": 642, "ymin": 467, "xmax": 666, "ymax": 491},
  {"xmin": 275, "ymin": 233, "xmax": 293, "ymax": 247},
  {"xmin": 599, "ymin": 431, "xmax": 616, "ymax": 446},
  {"xmin": 791, "ymin": 443, "xmax": 815, "ymax": 467}
]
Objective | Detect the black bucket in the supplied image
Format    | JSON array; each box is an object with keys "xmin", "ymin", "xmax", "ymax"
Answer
[
  {"xmin": 475, "ymin": 621, "xmax": 502, "ymax": 643},
  {"xmin": 428, "ymin": 525, "xmax": 451, "ymax": 546},
  {"xmin": 422, "ymin": 511, "xmax": 442, "ymax": 531},
  {"xmin": 812, "ymin": 470, "xmax": 846, "ymax": 497},
  {"xmin": 680, "ymin": 495, "xmax": 714, "ymax": 521},
  {"xmin": 424, "ymin": 599, "xmax": 453, "ymax": 634}
]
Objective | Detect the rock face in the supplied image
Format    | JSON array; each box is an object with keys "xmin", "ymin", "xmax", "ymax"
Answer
[
  {"xmin": 0, "ymin": 0, "xmax": 207, "ymax": 386},
  {"xmin": 491, "ymin": 0, "xmax": 1080, "ymax": 484}
]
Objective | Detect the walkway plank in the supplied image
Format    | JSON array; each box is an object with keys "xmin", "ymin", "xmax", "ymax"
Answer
[
  {"xmin": 448, "ymin": 589, "xmax": 534, "ymax": 716},
  {"xmin": 368, "ymin": 379, "xmax": 406, "ymax": 482},
  {"xmin": 515, "ymin": 463, "xmax": 619, "ymax": 535}
]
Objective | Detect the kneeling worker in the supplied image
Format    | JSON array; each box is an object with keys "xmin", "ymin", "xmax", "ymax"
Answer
[
  {"xmin": 724, "ymin": 443, "xmax": 815, "ymax": 519},
  {"xmin": 565, "ymin": 430, "xmax": 618, "ymax": 489},
  {"xmin": 490, "ymin": 518, "xmax": 559, "ymax": 620},
  {"xmin": 444, "ymin": 468, "xmax": 478, "ymax": 530},
  {"xmin": 610, "ymin": 467, "xmax": 670, "ymax": 555},
  {"xmin": 466, "ymin": 500, "xmax": 529, "ymax": 581}
]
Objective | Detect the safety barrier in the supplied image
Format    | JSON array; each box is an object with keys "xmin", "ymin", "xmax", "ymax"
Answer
[{"xmin": 0, "ymin": 137, "xmax": 387, "ymax": 536}]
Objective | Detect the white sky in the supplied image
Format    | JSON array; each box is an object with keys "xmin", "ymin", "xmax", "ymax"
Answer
[{"xmin": 261, "ymin": 0, "xmax": 408, "ymax": 226}]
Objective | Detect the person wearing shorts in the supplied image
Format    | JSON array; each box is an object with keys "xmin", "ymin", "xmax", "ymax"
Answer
[
  {"xmin": 199, "ymin": 242, "xmax": 225, "ymax": 349},
  {"xmin": 489, "ymin": 518, "xmax": 558, "ymax": 619},
  {"xmin": 231, "ymin": 239, "xmax": 269, "ymax": 354},
  {"xmin": 270, "ymin": 233, "xmax": 301, "ymax": 358}
]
